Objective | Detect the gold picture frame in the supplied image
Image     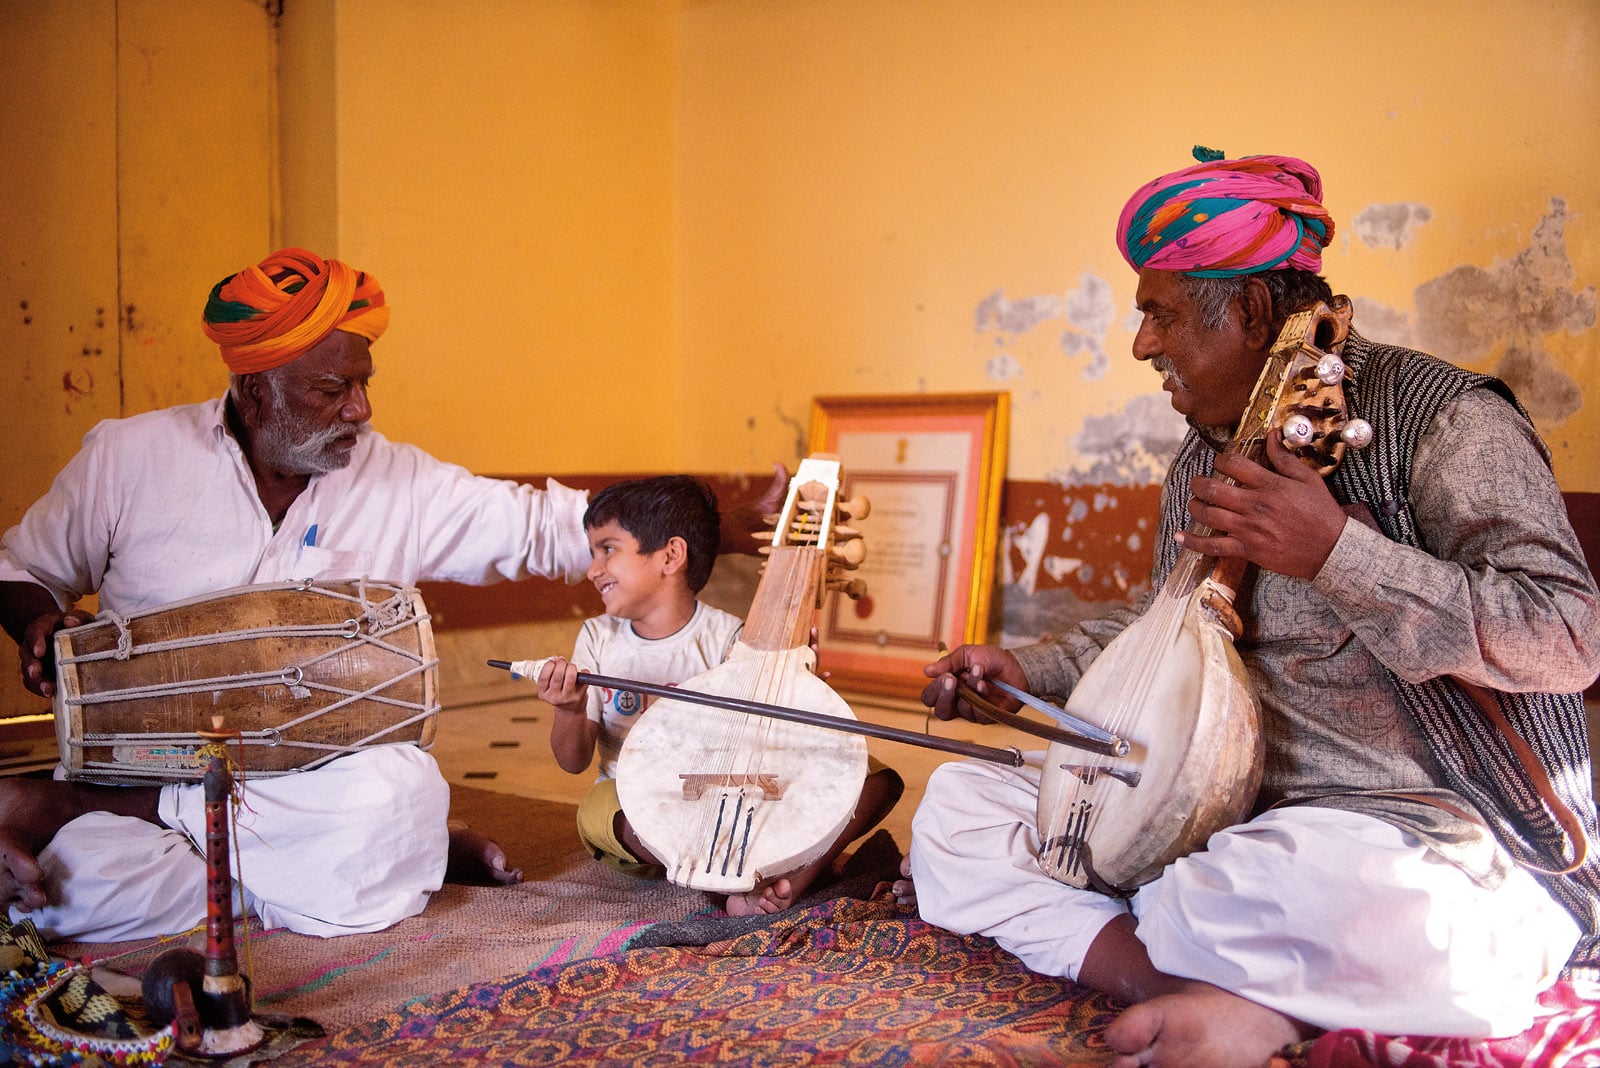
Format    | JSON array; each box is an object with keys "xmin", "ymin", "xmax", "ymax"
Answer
[{"xmin": 808, "ymin": 392, "xmax": 1008, "ymax": 698}]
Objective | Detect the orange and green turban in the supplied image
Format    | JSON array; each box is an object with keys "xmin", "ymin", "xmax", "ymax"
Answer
[
  {"xmin": 201, "ymin": 248, "xmax": 390, "ymax": 374},
  {"xmin": 1116, "ymin": 148, "xmax": 1334, "ymax": 278}
]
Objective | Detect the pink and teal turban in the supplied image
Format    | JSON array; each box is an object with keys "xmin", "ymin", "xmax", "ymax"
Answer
[
  {"xmin": 201, "ymin": 248, "xmax": 390, "ymax": 374},
  {"xmin": 1116, "ymin": 149, "xmax": 1334, "ymax": 277}
]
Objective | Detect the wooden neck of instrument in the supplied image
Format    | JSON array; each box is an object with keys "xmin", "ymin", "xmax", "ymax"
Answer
[{"xmin": 742, "ymin": 545, "xmax": 824, "ymax": 652}]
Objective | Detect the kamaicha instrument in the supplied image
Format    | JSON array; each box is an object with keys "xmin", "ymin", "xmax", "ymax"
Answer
[
  {"xmin": 1033, "ymin": 297, "xmax": 1372, "ymax": 895},
  {"xmin": 493, "ymin": 456, "xmax": 1133, "ymax": 897}
]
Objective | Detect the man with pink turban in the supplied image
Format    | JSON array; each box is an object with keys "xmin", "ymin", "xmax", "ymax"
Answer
[
  {"xmin": 0, "ymin": 248, "xmax": 778, "ymax": 943},
  {"xmin": 903, "ymin": 151, "xmax": 1600, "ymax": 1067}
]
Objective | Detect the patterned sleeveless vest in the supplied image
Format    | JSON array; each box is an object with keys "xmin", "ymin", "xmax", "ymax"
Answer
[{"xmin": 1155, "ymin": 330, "xmax": 1600, "ymax": 974}]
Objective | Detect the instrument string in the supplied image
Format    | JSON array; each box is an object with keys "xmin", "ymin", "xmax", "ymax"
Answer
[
  {"xmin": 1044, "ymin": 546, "xmax": 1199, "ymax": 849},
  {"xmin": 734, "ymin": 542, "xmax": 816, "ymax": 852},
  {"xmin": 1044, "ymin": 396, "xmax": 1270, "ymax": 850}
]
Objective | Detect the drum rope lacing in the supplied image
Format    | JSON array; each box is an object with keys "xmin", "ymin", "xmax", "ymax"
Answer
[{"xmin": 58, "ymin": 583, "xmax": 440, "ymax": 776}]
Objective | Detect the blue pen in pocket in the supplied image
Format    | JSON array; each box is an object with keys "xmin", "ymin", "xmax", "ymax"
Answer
[{"xmin": 296, "ymin": 523, "xmax": 319, "ymax": 565}]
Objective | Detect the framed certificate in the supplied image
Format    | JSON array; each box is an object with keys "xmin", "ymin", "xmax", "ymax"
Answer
[{"xmin": 808, "ymin": 393, "xmax": 1008, "ymax": 698}]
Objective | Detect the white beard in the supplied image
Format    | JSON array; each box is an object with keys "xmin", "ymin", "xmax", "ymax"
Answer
[{"xmin": 254, "ymin": 412, "xmax": 369, "ymax": 476}]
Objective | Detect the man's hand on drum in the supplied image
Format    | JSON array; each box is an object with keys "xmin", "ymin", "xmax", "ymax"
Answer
[
  {"xmin": 535, "ymin": 657, "xmax": 587, "ymax": 715},
  {"xmin": 921, "ymin": 644, "xmax": 1029, "ymax": 723},
  {"xmin": 18, "ymin": 608, "xmax": 95, "ymax": 699}
]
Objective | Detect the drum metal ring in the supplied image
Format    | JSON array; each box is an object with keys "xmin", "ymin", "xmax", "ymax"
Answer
[
  {"xmin": 281, "ymin": 667, "xmax": 305, "ymax": 687},
  {"xmin": 342, "ymin": 618, "xmax": 361, "ymax": 638},
  {"xmin": 261, "ymin": 727, "xmax": 283, "ymax": 747}
]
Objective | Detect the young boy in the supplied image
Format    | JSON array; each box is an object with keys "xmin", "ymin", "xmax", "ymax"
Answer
[{"xmin": 534, "ymin": 475, "xmax": 902, "ymax": 916}]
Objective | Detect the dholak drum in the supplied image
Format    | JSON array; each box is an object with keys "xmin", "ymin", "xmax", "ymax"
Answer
[{"xmin": 51, "ymin": 579, "xmax": 439, "ymax": 784}]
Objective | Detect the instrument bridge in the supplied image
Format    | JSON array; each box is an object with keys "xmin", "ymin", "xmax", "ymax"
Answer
[
  {"xmin": 1059, "ymin": 763, "xmax": 1141, "ymax": 788},
  {"xmin": 680, "ymin": 772, "xmax": 784, "ymax": 801}
]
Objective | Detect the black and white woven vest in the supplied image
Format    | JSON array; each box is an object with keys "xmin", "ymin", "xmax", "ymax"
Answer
[{"xmin": 1154, "ymin": 331, "xmax": 1600, "ymax": 975}]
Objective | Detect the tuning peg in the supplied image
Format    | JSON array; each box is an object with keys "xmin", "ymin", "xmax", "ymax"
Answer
[
  {"xmin": 838, "ymin": 495, "xmax": 871, "ymax": 520},
  {"xmin": 827, "ymin": 577, "xmax": 869, "ymax": 599},
  {"xmin": 831, "ymin": 524, "xmax": 864, "ymax": 542},
  {"xmin": 1315, "ymin": 355, "xmax": 1347, "ymax": 385},
  {"xmin": 1282, "ymin": 414, "xmax": 1316, "ymax": 447},
  {"xmin": 1341, "ymin": 419, "xmax": 1374, "ymax": 448},
  {"xmin": 829, "ymin": 539, "xmax": 866, "ymax": 567}
]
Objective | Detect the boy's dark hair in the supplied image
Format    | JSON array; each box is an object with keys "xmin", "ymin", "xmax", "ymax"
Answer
[{"xmin": 584, "ymin": 475, "xmax": 722, "ymax": 592}]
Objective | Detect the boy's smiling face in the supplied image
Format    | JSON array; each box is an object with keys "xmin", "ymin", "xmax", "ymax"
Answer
[{"xmin": 584, "ymin": 519, "xmax": 672, "ymax": 621}]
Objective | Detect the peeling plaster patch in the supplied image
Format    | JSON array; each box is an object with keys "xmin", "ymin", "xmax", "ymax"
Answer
[
  {"xmin": 1006, "ymin": 512, "xmax": 1050, "ymax": 595},
  {"xmin": 1110, "ymin": 563, "xmax": 1130, "ymax": 593},
  {"xmin": 1082, "ymin": 349, "xmax": 1110, "ymax": 381},
  {"xmin": 974, "ymin": 277, "xmax": 1118, "ymax": 382},
  {"xmin": 1358, "ymin": 199, "xmax": 1595, "ymax": 426},
  {"xmin": 975, "ymin": 289, "xmax": 1062, "ymax": 336},
  {"xmin": 1414, "ymin": 200, "xmax": 1595, "ymax": 359},
  {"xmin": 1350, "ymin": 297, "xmax": 1418, "ymax": 349},
  {"xmin": 1352, "ymin": 202, "xmax": 1433, "ymax": 250},
  {"xmin": 1064, "ymin": 273, "xmax": 1116, "ymax": 338},
  {"xmin": 1494, "ymin": 343, "xmax": 1582, "ymax": 422},
  {"xmin": 986, "ymin": 352, "xmax": 1023, "ymax": 382},
  {"xmin": 1064, "ymin": 273, "xmax": 1115, "ymax": 381},
  {"xmin": 1067, "ymin": 499, "xmax": 1089, "ymax": 524},
  {"xmin": 1043, "ymin": 556, "xmax": 1083, "ymax": 583},
  {"xmin": 1054, "ymin": 393, "xmax": 1188, "ymax": 487}
]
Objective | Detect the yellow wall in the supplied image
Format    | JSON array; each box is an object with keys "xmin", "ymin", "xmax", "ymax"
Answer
[
  {"xmin": 289, "ymin": 0, "xmax": 681, "ymax": 476},
  {"xmin": 0, "ymin": 0, "xmax": 275, "ymax": 716},
  {"xmin": 674, "ymin": 0, "xmax": 1599, "ymax": 488}
]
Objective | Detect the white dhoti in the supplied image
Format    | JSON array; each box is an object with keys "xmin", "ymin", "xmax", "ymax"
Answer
[
  {"xmin": 14, "ymin": 745, "xmax": 450, "ymax": 941},
  {"xmin": 910, "ymin": 757, "xmax": 1580, "ymax": 1038}
]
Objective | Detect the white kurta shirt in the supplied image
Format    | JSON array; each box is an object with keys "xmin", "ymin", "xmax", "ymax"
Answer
[
  {"xmin": 573, "ymin": 602, "xmax": 745, "ymax": 780},
  {"xmin": 0, "ymin": 397, "xmax": 593, "ymax": 940},
  {"xmin": 0, "ymin": 397, "xmax": 591, "ymax": 612}
]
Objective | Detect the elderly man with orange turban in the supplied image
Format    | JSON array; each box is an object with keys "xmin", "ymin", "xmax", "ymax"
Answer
[
  {"xmin": 901, "ymin": 151, "xmax": 1600, "ymax": 1068},
  {"xmin": 0, "ymin": 248, "xmax": 777, "ymax": 943}
]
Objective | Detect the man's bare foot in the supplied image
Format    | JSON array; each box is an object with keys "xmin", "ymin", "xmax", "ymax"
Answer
[
  {"xmin": 890, "ymin": 855, "xmax": 915, "ymax": 908},
  {"xmin": 445, "ymin": 826, "xmax": 523, "ymax": 885},
  {"xmin": 725, "ymin": 876, "xmax": 798, "ymax": 916},
  {"xmin": 1104, "ymin": 981, "xmax": 1309, "ymax": 1068}
]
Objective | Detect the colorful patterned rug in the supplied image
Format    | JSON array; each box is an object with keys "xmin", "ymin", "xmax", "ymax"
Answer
[
  {"xmin": 21, "ymin": 786, "xmax": 1600, "ymax": 1067},
  {"xmin": 48, "ymin": 788, "xmax": 712, "ymax": 1032},
  {"xmin": 260, "ymin": 883, "xmax": 1600, "ymax": 1068},
  {"xmin": 280, "ymin": 891, "xmax": 1132, "ymax": 1067}
]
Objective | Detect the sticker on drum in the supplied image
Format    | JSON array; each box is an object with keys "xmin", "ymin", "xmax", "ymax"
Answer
[{"xmin": 112, "ymin": 743, "xmax": 203, "ymax": 771}]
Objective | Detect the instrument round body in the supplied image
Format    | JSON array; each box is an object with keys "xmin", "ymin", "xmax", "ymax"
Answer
[
  {"xmin": 51, "ymin": 580, "xmax": 439, "ymax": 784},
  {"xmin": 616, "ymin": 642, "xmax": 869, "ymax": 894},
  {"xmin": 1035, "ymin": 589, "xmax": 1263, "ymax": 892}
]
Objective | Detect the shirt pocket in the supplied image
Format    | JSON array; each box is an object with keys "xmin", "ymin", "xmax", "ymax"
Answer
[{"xmin": 293, "ymin": 544, "xmax": 375, "ymax": 581}]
